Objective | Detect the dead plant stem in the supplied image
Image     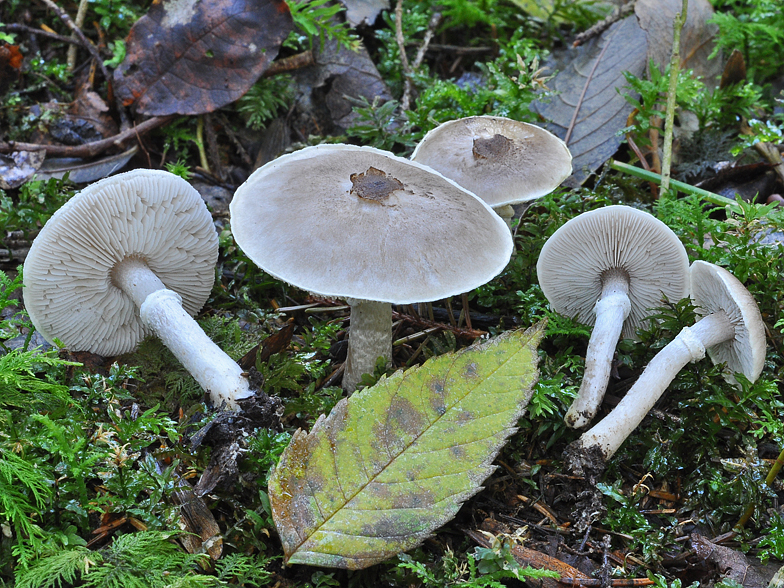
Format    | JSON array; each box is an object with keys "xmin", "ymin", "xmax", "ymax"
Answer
[{"xmin": 660, "ymin": 0, "xmax": 688, "ymax": 194}]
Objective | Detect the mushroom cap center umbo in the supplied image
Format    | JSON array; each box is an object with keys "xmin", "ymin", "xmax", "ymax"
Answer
[
  {"xmin": 350, "ymin": 167, "xmax": 404, "ymax": 202},
  {"xmin": 472, "ymin": 134, "xmax": 513, "ymax": 160}
]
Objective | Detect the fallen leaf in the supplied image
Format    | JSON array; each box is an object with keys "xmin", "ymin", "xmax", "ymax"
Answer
[
  {"xmin": 0, "ymin": 43, "xmax": 23, "ymax": 94},
  {"xmin": 34, "ymin": 146, "xmax": 137, "ymax": 184},
  {"xmin": 340, "ymin": 0, "xmax": 389, "ymax": 26},
  {"xmin": 238, "ymin": 320, "xmax": 295, "ymax": 371},
  {"xmin": 114, "ymin": 0, "xmax": 294, "ymax": 116},
  {"xmin": 269, "ymin": 324, "xmax": 544, "ymax": 569},
  {"xmin": 293, "ymin": 38, "xmax": 392, "ymax": 131},
  {"xmin": 635, "ymin": 0, "xmax": 722, "ymax": 84},
  {"xmin": 691, "ymin": 534, "xmax": 768, "ymax": 588},
  {"xmin": 0, "ymin": 150, "xmax": 46, "ymax": 189},
  {"xmin": 532, "ymin": 16, "xmax": 648, "ymax": 186}
]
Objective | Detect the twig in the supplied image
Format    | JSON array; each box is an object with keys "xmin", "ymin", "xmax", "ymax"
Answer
[
  {"xmin": 4, "ymin": 23, "xmax": 79, "ymax": 44},
  {"xmin": 395, "ymin": 0, "xmax": 412, "ymax": 111},
  {"xmin": 391, "ymin": 309, "xmax": 485, "ymax": 340},
  {"xmin": 67, "ymin": 0, "xmax": 90, "ymax": 71},
  {"xmin": 424, "ymin": 44, "xmax": 492, "ymax": 54},
  {"xmin": 0, "ymin": 115, "xmax": 175, "ymax": 158},
  {"xmin": 195, "ymin": 115, "xmax": 210, "ymax": 174},
  {"xmin": 558, "ymin": 580, "xmax": 654, "ymax": 587},
  {"xmin": 396, "ymin": 2, "xmax": 441, "ymax": 112},
  {"xmin": 660, "ymin": 0, "xmax": 688, "ymax": 194},
  {"xmin": 262, "ymin": 51, "xmax": 315, "ymax": 77},
  {"xmin": 608, "ymin": 160, "xmax": 740, "ymax": 209},
  {"xmin": 572, "ymin": 1, "xmax": 636, "ymax": 47},
  {"xmin": 412, "ymin": 12, "xmax": 442, "ymax": 70},
  {"xmin": 38, "ymin": 0, "xmax": 130, "ymax": 131}
]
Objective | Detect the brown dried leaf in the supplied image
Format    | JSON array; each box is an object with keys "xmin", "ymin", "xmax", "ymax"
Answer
[
  {"xmin": 340, "ymin": 0, "xmax": 390, "ymax": 26},
  {"xmin": 532, "ymin": 17, "xmax": 648, "ymax": 186},
  {"xmin": 635, "ymin": 0, "xmax": 722, "ymax": 85},
  {"xmin": 34, "ymin": 146, "xmax": 137, "ymax": 184},
  {"xmin": 0, "ymin": 150, "xmax": 46, "ymax": 190},
  {"xmin": 114, "ymin": 0, "xmax": 293, "ymax": 116},
  {"xmin": 293, "ymin": 38, "xmax": 392, "ymax": 131}
]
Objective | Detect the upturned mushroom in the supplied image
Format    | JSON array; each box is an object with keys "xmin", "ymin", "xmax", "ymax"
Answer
[
  {"xmin": 229, "ymin": 144, "xmax": 513, "ymax": 392},
  {"xmin": 566, "ymin": 260, "xmax": 766, "ymax": 464},
  {"xmin": 23, "ymin": 169, "xmax": 253, "ymax": 409},
  {"xmin": 537, "ymin": 205, "xmax": 689, "ymax": 428},
  {"xmin": 410, "ymin": 115, "xmax": 572, "ymax": 227}
]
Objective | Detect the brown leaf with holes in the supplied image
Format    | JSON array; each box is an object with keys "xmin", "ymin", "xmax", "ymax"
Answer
[{"xmin": 113, "ymin": 0, "xmax": 293, "ymax": 116}]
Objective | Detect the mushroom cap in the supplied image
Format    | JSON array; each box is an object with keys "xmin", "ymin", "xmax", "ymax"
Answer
[
  {"xmin": 23, "ymin": 169, "xmax": 218, "ymax": 356},
  {"xmin": 229, "ymin": 144, "xmax": 513, "ymax": 304},
  {"xmin": 537, "ymin": 205, "xmax": 689, "ymax": 340},
  {"xmin": 410, "ymin": 116, "xmax": 572, "ymax": 207},
  {"xmin": 690, "ymin": 260, "xmax": 766, "ymax": 383}
]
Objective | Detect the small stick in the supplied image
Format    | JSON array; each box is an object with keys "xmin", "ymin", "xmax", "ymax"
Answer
[
  {"xmin": 394, "ymin": 326, "xmax": 441, "ymax": 346},
  {"xmin": 660, "ymin": 0, "xmax": 688, "ymax": 194},
  {"xmin": 305, "ymin": 305, "xmax": 350, "ymax": 314},
  {"xmin": 609, "ymin": 160, "xmax": 739, "ymax": 209},
  {"xmin": 39, "ymin": 0, "xmax": 130, "ymax": 131},
  {"xmin": 0, "ymin": 115, "xmax": 175, "ymax": 157},
  {"xmin": 558, "ymin": 579, "xmax": 654, "ymax": 586},
  {"xmin": 263, "ymin": 51, "xmax": 315, "ymax": 77},
  {"xmin": 4, "ymin": 23, "xmax": 78, "ymax": 44},
  {"xmin": 396, "ymin": 2, "xmax": 441, "ymax": 112},
  {"xmin": 67, "ymin": 0, "xmax": 90, "ymax": 71}
]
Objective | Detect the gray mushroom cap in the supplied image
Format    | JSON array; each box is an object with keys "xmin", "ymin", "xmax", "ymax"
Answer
[
  {"xmin": 537, "ymin": 205, "xmax": 689, "ymax": 340},
  {"xmin": 229, "ymin": 144, "xmax": 513, "ymax": 303},
  {"xmin": 410, "ymin": 116, "xmax": 572, "ymax": 207},
  {"xmin": 690, "ymin": 260, "xmax": 766, "ymax": 383},
  {"xmin": 23, "ymin": 169, "xmax": 218, "ymax": 356}
]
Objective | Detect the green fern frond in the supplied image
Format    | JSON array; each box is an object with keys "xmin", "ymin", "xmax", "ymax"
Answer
[
  {"xmin": 14, "ymin": 547, "xmax": 94, "ymax": 588},
  {"xmin": 81, "ymin": 531, "xmax": 210, "ymax": 588},
  {"xmin": 0, "ymin": 348, "xmax": 77, "ymax": 410},
  {"xmin": 0, "ymin": 448, "xmax": 53, "ymax": 568}
]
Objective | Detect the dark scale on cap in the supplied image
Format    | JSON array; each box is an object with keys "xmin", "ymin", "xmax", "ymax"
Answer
[
  {"xmin": 472, "ymin": 134, "xmax": 512, "ymax": 160},
  {"xmin": 350, "ymin": 167, "xmax": 404, "ymax": 202}
]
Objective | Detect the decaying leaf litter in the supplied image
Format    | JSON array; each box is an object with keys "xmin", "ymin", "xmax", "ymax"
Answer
[{"xmin": 1, "ymin": 0, "xmax": 784, "ymax": 586}]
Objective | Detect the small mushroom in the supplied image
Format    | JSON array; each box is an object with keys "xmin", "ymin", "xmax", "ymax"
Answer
[
  {"xmin": 567, "ymin": 260, "xmax": 766, "ymax": 463},
  {"xmin": 23, "ymin": 169, "xmax": 252, "ymax": 409},
  {"xmin": 537, "ymin": 205, "xmax": 690, "ymax": 428},
  {"xmin": 410, "ymin": 115, "xmax": 572, "ymax": 227},
  {"xmin": 229, "ymin": 144, "xmax": 513, "ymax": 392}
]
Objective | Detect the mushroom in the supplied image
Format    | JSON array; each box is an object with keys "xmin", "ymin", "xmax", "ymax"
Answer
[
  {"xmin": 410, "ymin": 115, "xmax": 572, "ymax": 227},
  {"xmin": 567, "ymin": 260, "xmax": 766, "ymax": 463},
  {"xmin": 23, "ymin": 169, "xmax": 253, "ymax": 409},
  {"xmin": 536, "ymin": 205, "xmax": 689, "ymax": 429},
  {"xmin": 229, "ymin": 144, "xmax": 513, "ymax": 392}
]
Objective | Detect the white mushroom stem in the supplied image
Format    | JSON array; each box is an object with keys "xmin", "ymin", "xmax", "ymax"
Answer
[
  {"xmin": 112, "ymin": 257, "xmax": 252, "ymax": 409},
  {"xmin": 493, "ymin": 204, "xmax": 516, "ymax": 230},
  {"xmin": 565, "ymin": 269, "xmax": 631, "ymax": 429},
  {"xmin": 574, "ymin": 310, "xmax": 734, "ymax": 460},
  {"xmin": 343, "ymin": 298, "xmax": 392, "ymax": 393}
]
